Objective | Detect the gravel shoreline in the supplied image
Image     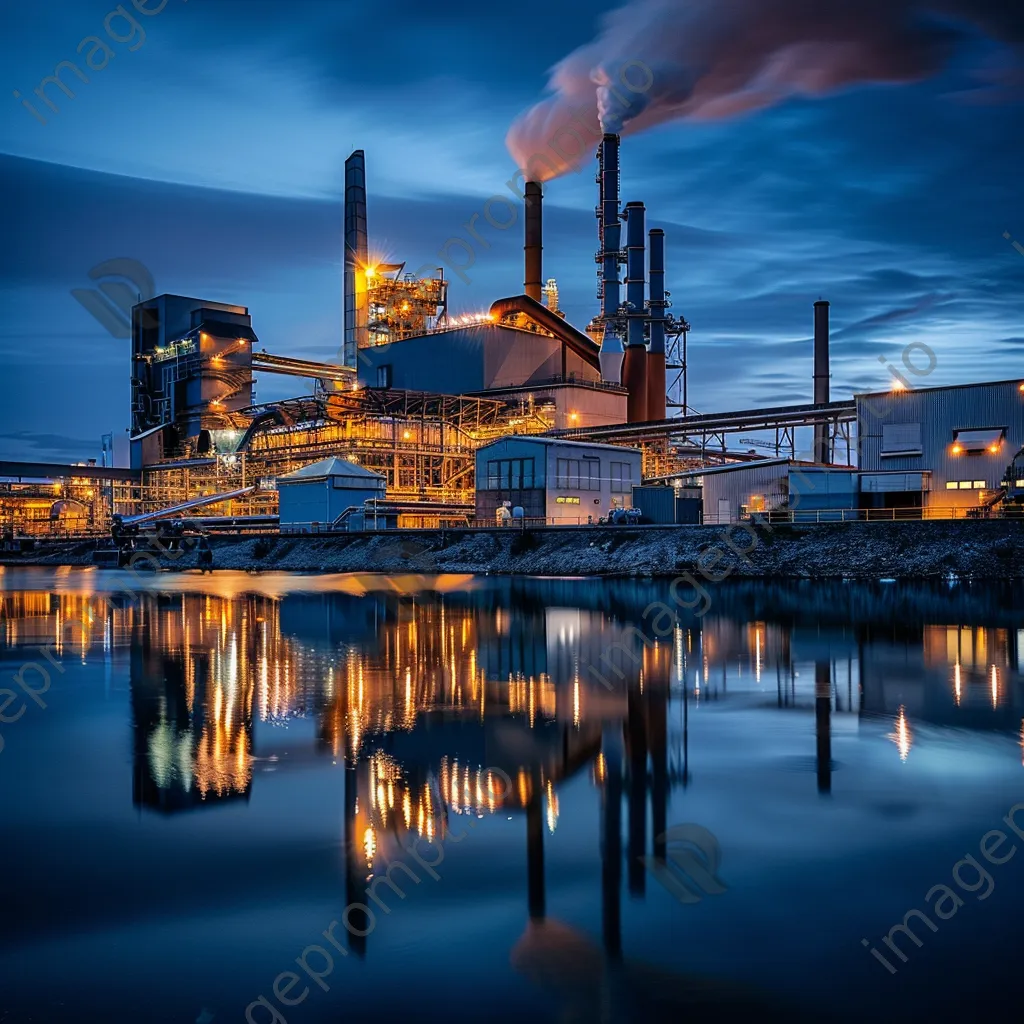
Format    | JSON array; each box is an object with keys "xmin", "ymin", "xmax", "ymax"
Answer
[{"xmin": 5, "ymin": 520, "xmax": 1024, "ymax": 579}]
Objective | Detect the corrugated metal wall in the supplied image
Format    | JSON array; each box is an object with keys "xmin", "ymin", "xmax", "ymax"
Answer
[
  {"xmin": 701, "ymin": 463, "xmax": 790, "ymax": 523},
  {"xmin": 857, "ymin": 381, "xmax": 1024, "ymax": 508}
]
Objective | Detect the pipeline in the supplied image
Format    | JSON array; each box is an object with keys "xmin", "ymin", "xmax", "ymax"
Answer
[{"xmin": 489, "ymin": 295, "xmax": 601, "ymax": 372}]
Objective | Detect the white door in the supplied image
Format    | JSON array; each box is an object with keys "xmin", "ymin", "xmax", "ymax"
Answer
[{"xmin": 717, "ymin": 498, "xmax": 731, "ymax": 524}]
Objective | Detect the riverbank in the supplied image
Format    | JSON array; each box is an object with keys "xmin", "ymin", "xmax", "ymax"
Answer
[{"xmin": 4, "ymin": 520, "xmax": 1024, "ymax": 578}]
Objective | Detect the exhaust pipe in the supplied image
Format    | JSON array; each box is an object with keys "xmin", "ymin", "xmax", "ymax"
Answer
[
  {"xmin": 524, "ymin": 181, "xmax": 543, "ymax": 303},
  {"xmin": 813, "ymin": 299, "xmax": 830, "ymax": 463},
  {"xmin": 647, "ymin": 228, "xmax": 667, "ymax": 422},
  {"xmin": 598, "ymin": 134, "xmax": 624, "ymax": 385},
  {"xmin": 343, "ymin": 150, "xmax": 368, "ymax": 370},
  {"xmin": 622, "ymin": 201, "xmax": 648, "ymax": 423}
]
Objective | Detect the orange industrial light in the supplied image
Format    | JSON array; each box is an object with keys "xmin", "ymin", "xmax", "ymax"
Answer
[
  {"xmin": 989, "ymin": 444, "xmax": 1000, "ymax": 454},
  {"xmin": 952, "ymin": 444, "xmax": 962, "ymax": 455},
  {"xmin": 1019, "ymin": 382, "xmax": 1024, "ymax": 392}
]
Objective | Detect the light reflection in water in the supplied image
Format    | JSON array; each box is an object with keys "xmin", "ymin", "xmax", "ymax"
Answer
[{"xmin": 2, "ymin": 574, "xmax": 1024, "ymax": 963}]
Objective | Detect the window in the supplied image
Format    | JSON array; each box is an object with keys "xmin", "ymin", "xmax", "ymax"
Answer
[
  {"xmin": 376, "ymin": 364, "xmax": 392, "ymax": 388},
  {"xmin": 952, "ymin": 428, "xmax": 1005, "ymax": 454},
  {"xmin": 945, "ymin": 481, "xmax": 959, "ymax": 490},
  {"xmin": 557, "ymin": 457, "xmax": 581, "ymax": 489},
  {"xmin": 581, "ymin": 457, "xmax": 600, "ymax": 490},
  {"xmin": 486, "ymin": 457, "xmax": 535, "ymax": 490},
  {"xmin": 973, "ymin": 481, "xmax": 987, "ymax": 489},
  {"xmin": 610, "ymin": 461, "xmax": 633, "ymax": 493},
  {"xmin": 881, "ymin": 422, "xmax": 922, "ymax": 456},
  {"xmin": 1017, "ymin": 479, "xmax": 1024, "ymax": 488},
  {"xmin": 959, "ymin": 481, "xmax": 972, "ymax": 490}
]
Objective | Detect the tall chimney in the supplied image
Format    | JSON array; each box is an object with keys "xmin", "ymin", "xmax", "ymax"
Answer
[
  {"xmin": 524, "ymin": 181, "xmax": 543, "ymax": 303},
  {"xmin": 621, "ymin": 202, "xmax": 648, "ymax": 423},
  {"xmin": 647, "ymin": 228, "xmax": 667, "ymax": 421},
  {"xmin": 598, "ymin": 134, "xmax": 624, "ymax": 385},
  {"xmin": 343, "ymin": 150, "xmax": 369, "ymax": 370},
  {"xmin": 813, "ymin": 299, "xmax": 831, "ymax": 463}
]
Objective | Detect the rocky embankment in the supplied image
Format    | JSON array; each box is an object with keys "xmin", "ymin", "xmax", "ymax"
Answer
[{"xmin": 6, "ymin": 520, "xmax": 1024, "ymax": 578}]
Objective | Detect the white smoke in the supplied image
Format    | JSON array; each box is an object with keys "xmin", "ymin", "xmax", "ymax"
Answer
[{"xmin": 506, "ymin": 0, "xmax": 1023, "ymax": 180}]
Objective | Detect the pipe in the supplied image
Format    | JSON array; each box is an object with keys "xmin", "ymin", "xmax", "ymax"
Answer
[
  {"xmin": 343, "ymin": 150, "xmax": 369, "ymax": 370},
  {"xmin": 647, "ymin": 228, "xmax": 667, "ymax": 421},
  {"xmin": 621, "ymin": 201, "xmax": 648, "ymax": 423},
  {"xmin": 489, "ymin": 294, "xmax": 601, "ymax": 371},
  {"xmin": 114, "ymin": 485, "xmax": 258, "ymax": 527},
  {"xmin": 813, "ymin": 300, "xmax": 830, "ymax": 463},
  {"xmin": 598, "ymin": 134, "xmax": 624, "ymax": 385},
  {"xmin": 524, "ymin": 181, "xmax": 543, "ymax": 303}
]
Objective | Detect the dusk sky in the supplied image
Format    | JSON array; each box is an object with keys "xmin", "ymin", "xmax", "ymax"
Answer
[{"xmin": 1, "ymin": 0, "xmax": 1022, "ymax": 462}]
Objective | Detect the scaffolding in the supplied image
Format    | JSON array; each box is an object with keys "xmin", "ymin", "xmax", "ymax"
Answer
[
  {"xmin": 114, "ymin": 388, "xmax": 555, "ymax": 520},
  {"xmin": 364, "ymin": 265, "xmax": 449, "ymax": 346}
]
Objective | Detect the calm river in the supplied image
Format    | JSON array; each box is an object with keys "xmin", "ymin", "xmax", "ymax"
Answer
[{"xmin": 1, "ymin": 567, "xmax": 1023, "ymax": 1022}]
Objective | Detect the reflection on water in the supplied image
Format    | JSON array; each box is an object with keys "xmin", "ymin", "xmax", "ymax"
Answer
[{"xmin": 2, "ymin": 570, "xmax": 1024, "ymax": 1021}]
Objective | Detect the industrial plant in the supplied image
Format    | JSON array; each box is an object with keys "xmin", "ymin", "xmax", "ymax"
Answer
[{"xmin": 2, "ymin": 133, "xmax": 1023, "ymax": 541}]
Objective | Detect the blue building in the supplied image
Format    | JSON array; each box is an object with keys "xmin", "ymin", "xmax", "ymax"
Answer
[{"xmin": 277, "ymin": 457, "xmax": 386, "ymax": 533}]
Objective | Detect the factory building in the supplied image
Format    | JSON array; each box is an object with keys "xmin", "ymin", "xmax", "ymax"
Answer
[
  {"xmin": 475, "ymin": 437, "xmax": 642, "ymax": 525},
  {"xmin": 856, "ymin": 379, "xmax": 1024, "ymax": 512},
  {"xmin": 131, "ymin": 294, "xmax": 256, "ymax": 465}
]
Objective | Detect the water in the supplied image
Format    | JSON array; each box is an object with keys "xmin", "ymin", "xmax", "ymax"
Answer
[{"xmin": 2, "ymin": 567, "xmax": 1023, "ymax": 1023}]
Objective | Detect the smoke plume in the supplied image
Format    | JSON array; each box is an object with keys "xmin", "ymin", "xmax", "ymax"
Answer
[{"xmin": 506, "ymin": 0, "xmax": 1023, "ymax": 180}]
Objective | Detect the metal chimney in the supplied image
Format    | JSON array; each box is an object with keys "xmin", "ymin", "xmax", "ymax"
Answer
[
  {"xmin": 647, "ymin": 228, "xmax": 667, "ymax": 422},
  {"xmin": 524, "ymin": 181, "xmax": 543, "ymax": 303},
  {"xmin": 597, "ymin": 134, "xmax": 624, "ymax": 385},
  {"xmin": 813, "ymin": 299, "xmax": 831, "ymax": 463},
  {"xmin": 343, "ymin": 150, "xmax": 369, "ymax": 370},
  {"xmin": 621, "ymin": 201, "xmax": 648, "ymax": 423}
]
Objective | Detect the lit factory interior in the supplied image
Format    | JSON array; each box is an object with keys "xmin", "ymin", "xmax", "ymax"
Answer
[{"xmin": 3, "ymin": 128, "xmax": 1023, "ymax": 537}]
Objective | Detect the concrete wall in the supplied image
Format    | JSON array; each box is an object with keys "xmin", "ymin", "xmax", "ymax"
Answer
[{"xmin": 857, "ymin": 381, "xmax": 1024, "ymax": 510}]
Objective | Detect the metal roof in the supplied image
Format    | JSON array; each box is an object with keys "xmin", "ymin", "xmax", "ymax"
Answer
[
  {"xmin": 478, "ymin": 434, "xmax": 642, "ymax": 455},
  {"xmin": 856, "ymin": 378, "xmax": 1024, "ymax": 399},
  {"xmin": 669, "ymin": 458, "xmax": 853, "ymax": 480},
  {"xmin": 278, "ymin": 457, "xmax": 384, "ymax": 482}
]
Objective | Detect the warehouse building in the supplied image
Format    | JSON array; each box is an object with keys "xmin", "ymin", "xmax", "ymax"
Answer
[
  {"xmin": 669, "ymin": 460, "xmax": 857, "ymax": 524},
  {"xmin": 475, "ymin": 436, "xmax": 642, "ymax": 525},
  {"xmin": 856, "ymin": 379, "xmax": 1024, "ymax": 512}
]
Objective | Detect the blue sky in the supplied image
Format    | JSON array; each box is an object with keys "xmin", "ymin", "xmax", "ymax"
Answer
[{"xmin": 0, "ymin": 0, "xmax": 1022, "ymax": 461}]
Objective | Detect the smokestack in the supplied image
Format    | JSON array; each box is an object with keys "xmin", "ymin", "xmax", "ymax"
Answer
[
  {"xmin": 524, "ymin": 181, "xmax": 543, "ymax": 302},
  {"xmin": 621, "ymin": 201, "xmax": 648, "ymax": 423},
  {"xmin": 647, "ymin": 228, "xmax": 667, "ymax": 421},
  {"xmin": 813, "ymin": 299, "xmax": 831, "ymax": 463},
  {"xmin": 343, "ymin": 150, "xmax": 369, "ymax": 370},
  {"xmin": 598, "ymin": 134, "xmax": 624, "ymax": 385}
]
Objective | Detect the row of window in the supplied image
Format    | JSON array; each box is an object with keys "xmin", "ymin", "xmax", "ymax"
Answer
[
  {"xmin": 945, "ymin": 480, "xmax": 990, "ymax": 490},
  {"xmin": 486, "ymin": 458, "xmax": 536, "ymax": 490},
  {"xmin": 484, "ymin": 457, "xmax": 635, "ymax": 493}
]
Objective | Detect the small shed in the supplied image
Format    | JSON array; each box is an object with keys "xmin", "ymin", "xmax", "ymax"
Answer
[{"xmin": 277, "ymin": 457, "xmax": 386, "ymax": 533}]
